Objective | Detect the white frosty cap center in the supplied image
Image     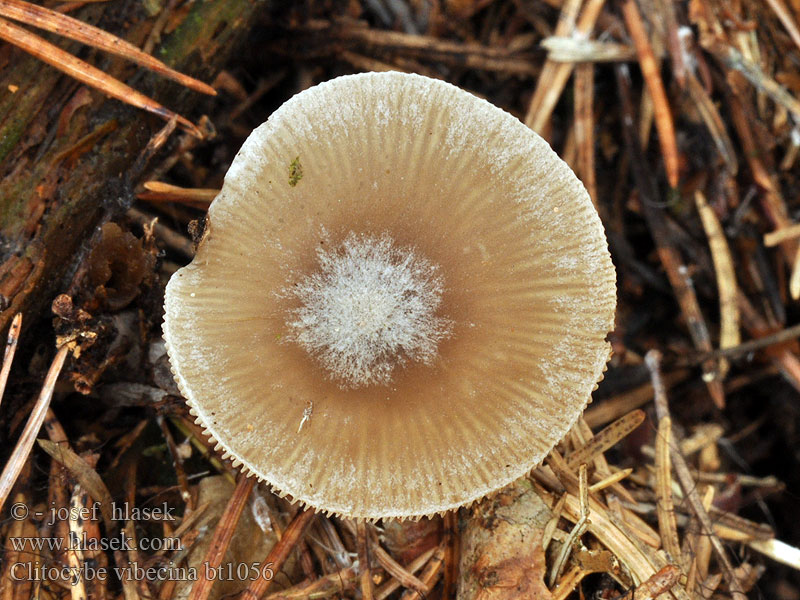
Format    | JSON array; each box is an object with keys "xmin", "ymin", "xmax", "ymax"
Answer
[{"xmin": 286, "ymin": 233, "xmax": 452, "ymax": 388}]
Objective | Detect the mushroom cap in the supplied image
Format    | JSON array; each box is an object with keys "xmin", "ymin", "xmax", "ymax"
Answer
[{"xmin": 163, "ymin": 72, "xmax": 616, "ymax": 520}]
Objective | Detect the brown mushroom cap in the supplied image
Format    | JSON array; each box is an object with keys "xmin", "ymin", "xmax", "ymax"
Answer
[{"xmin": 163, "ymin": 72, "xmax": 616, "ymax": 520}]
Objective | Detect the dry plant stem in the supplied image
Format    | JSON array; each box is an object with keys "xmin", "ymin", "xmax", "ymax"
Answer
[
  {"xmin": 708, "ymin": 510, "xmax": 774, "ymax": 542},
  {"xmin": 589, "ymin": 468, "xmax": 633, "ymax": 492},
  {"xmin": 0, "ymin": 313, "xmax": 22, "ymax": 409},
  {"xmin": 542, "ymin": 486, "xmax": 566, "ymax": 541},
  {"xmin": 139, "ymin": 181, "xmax": 218, "ymax": 209},
  {"xmin": 323, "ymin": 22, "xmax": 538, "ymax": 76},
  {"xmin": 67, "ymin": 485, "xmax": 89, "ymax": 600},
  {"xmin": 357, "ymin": 521, "xmax": 375, "ymax": 600},
  {"xmin": 695, "ymin": 190, "xmax": 740, "ymax": 375},
  {"xmin": 442, "ymin": 511, "xmax": 459, "ymax": 599},
  {"xmin": 264, "ymin": 567, "xmax": 360, "ymax": 599},
  {"xmin": 726, "ymin": 90, "xmax": 800, "ymax": 293},
  {"xmin": 737, "ymin": 293, "xmax": 800, "ymax": 393},
  {"xmin": 615, "ymin": 63, "xmax": 724, "ymax": 408},
  {"xmin": 552, "ymin": 565, "xmax": 584, "ymax": 600},
  {"xmin": 620, "ymin": 507, "xmax": 661, "ymax": 549},
  {"xmin": 374, "ymin": 547, "xmax": 437, "ymax": 600},
  {"xmin": 583, "ymin": 370, "xmax": 689, "ymax": 428},
  {"xmin": 737, "ymin": 564, "xmax": 766, "ymax": 593},
  {"xmin": 296, "ymin": 538, "xmax": 317, "ymax": 583},
  {"xmin": 620, "ymin": 0, "xmax": 679, "ymax": 188},
  {"xmin": 168, "ymin": 417, "xmax": 233, "ymax": 481},
  {"xmin": 727, "ymin": 94, "xmax": 792, "ymax": 235},
  {"xmin": 188, "ymin": 476, "xmax": 255, "ymax": 600},
  {"xmin": 0, "ymin": 344, "xmax": 67, "ymax": 513},
  {"xmin": 167, "ymin": 501, "xmax": 210, "ymax": 542},
  {"xmin": 755, "ymin": 0, "xmax": 800, "ymax": 68},
  {"xmin": 654, "ymin": 416, "xmax": 682, "ymax": 564},
  {"xmin": 339, "ymin": 52, "xmax": 441, "ymax": 79},
  {"xmin": 37, "ymin": 435, "xmax": 140, "ymax": 600},
  {"xmin": 37, "ymin": 438, "xmax": 114, "ymax": 525},
  {"xmin": 574, "ymin": 417, "xmax": 621, "ymax": 484},
  {"xmin": 693, "ymin": 487, "xmax": 714, "ymax": 581},
  {"xmin": 368, "ymin": 531, "xmax": 427, "ymax": 593},
  {"xmin": 131, "ymin": 115, "xmax": 179, "ymax": 181},
  {"xmin": 341, "ymin": 49, "xmax": 411, "ymax": 73},
  {"xmin": 53, "ymin": 119, "xmax": 119, "ymax": 166},
  {"xmin": 699, "ymin": 473, "xmax": 780, "ymax": 492},
  {"xmin": 142, "ymin": 0, "xmax": 180, "ymax": 54},
  {"xmin": 617, "ymin": 564, "xmax": 682, "ymax": 600},
  {"xmin": 574, "ymin": 63, "xmax": 597, "ymax": 206},
  {"xmin": 710, "ymin": 40, "xmax": 800, "ymax": 121},
  {"xmin": 156, "ymin": 415, "xmax": 193, "ymax": 509},
  {"xmin": 0, "ymin": 0, "xmax": 216, "ymax": 94},
  {"xmin": 298, "ymin": 521, "xmax": 327, "ymax": 569},
  {"xmin": 399, "ymin": 541, "xmax": 446, "ymax": 600},
  {"xmin": 780, "ymin": 134, "xmax": 800, "ymax": 171},
  {"xmin": 748, "ymin": 538, "xmax": 800, "ymax": 570},
  {"xmin": 127, "ymin": 208, "xmax": 194, "ymax": 258},
  {"xmin": 542, "ymin": 455, "xmax": 690, "ymax": 600},
  {"xmin": 2, "ymin": 491, "xmax": 35, "ymax": 599},
  {"xmin": 525, "ymin": 0, "xmax": 607, "ymax": 133},
  {"xmin": 317, "ymin": 518, "xmax": 350, "ymax": 569},
  {"xmin": 43, "ymin": 409, "xmax": 72, "ymax": 580},
  {"xmin": 540, "ymin": 36, "xmax": 635, "ymax": 62},
  {"xmin": 159, "ymin": 576, "xmax": 179, "ymax": 600},
  {"xmin": 684, "ymin": 74, "xmax": 737, "ymax": 174},
  {"xmin": 239, "ymin": 508, "xmax": 316, "ymax": 600},
  {"xmin": 645, "ymin": 351, "xmax": 747, "ymax": 600},
  {"xmin": 654, "ymin": 0, "xmax": 685, "ymax": 87},
  {"xmin": 143, "ymin": 119, "xmax": 206, "ymax": 185},
  {"xmin": 122, "ymin": 472, "xmax": 141, "ymax": 597},
  {"xmin": 638, "ymin": 88, "xmax": 655, "ymax": 148},
  {"xmin": 677, "ymin": 321, "xmax": 800, "ymax": 365},
  {"xmin": 549, "ymin": 464, "xmax": 589, "ymax": 586},
  {"xmin": 334, "ymin": 21, "xmax": 522, "ymax": 60},
  {"xmin": 566, "ymin": 409, "xmax": 645, "ymax": 470},
  {"xmin": 789, "ymin": 249, "xmax": 800, "ymax": 301},
  {"xmin": 764, "ymin": 223, "xmax": 800, "ymax": 247},
  {"xmin": 226, "ymin": 70, "xmax": 288, "ymax": 122},
  {"xmin": 555, "ymin": 0, "xmax": 583, "ymax": 34},
  {"xmin": 0, "ymin": 17, "xmax": 201, "ymax": 136}
]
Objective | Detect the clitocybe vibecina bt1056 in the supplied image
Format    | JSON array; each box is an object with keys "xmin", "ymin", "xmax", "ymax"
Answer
[{"xmin": 163, "ymin": 71, "xmax": 617, "ymax": 521}]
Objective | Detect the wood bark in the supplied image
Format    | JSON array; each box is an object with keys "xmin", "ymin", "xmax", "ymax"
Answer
[
  {"xmin": 458, "ymin": 480, "xmax": 554, "ymax": 600},
  {"xmin": 0, "ymin": 0, "xmax": 265, "ymax": 333}
]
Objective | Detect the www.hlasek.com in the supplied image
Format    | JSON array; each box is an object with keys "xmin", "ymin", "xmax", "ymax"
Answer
[
  {"xmin": 9, "ymin": 562, "xmax": 276, "ymax": 585},
  {"xmin": 10, "ymin": 530, "xmax": 181, "ymax": 553}
]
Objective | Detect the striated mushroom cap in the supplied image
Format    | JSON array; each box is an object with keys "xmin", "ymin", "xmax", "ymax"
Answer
[{"xmin": 163, "ymin": 72, "xmax": 616, "ymax": 520}]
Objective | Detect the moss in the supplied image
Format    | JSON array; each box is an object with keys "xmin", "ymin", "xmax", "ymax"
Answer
[
  {"xmin": 0, "ymin": 59, "xmax": 58, "ymax": 166},
  {"xmin": 288, "ymin": 155, "xmax": 303, "ymax": 187},
  {"xmin": 0, "ymin": 118, "xmax": 27, "ymax": 168}
]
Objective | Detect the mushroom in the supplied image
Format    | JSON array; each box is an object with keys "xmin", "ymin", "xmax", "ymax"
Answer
[{"xmin": 163, "ymin": 72, "xmax": 616, "ymax": 520}]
